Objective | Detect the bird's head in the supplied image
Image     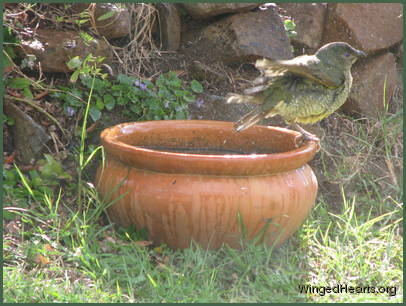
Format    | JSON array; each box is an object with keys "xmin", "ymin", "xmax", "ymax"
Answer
[{"xmin": 315, "ymin": 42, "xmax": 366, "ymax": 68}]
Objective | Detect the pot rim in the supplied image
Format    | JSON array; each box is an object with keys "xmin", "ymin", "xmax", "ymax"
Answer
[{"xmin": 100, "ymin": 120, "xmax": 319, "ymax": 175}]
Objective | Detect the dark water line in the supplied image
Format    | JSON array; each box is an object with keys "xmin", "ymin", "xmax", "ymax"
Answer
[{"xmin": 135, "ymin": 146, "xmax": 269, "ymax": 155}]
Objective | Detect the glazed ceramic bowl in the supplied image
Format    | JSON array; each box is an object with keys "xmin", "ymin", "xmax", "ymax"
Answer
[{"xmin": 96, "ymin": 120, "xmax": 319, "ymax": 249}]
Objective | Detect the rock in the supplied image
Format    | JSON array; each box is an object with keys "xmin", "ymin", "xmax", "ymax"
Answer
[
  {"xmin": 343, "ymin": 53, "xmax": 401, "ymax": 118},
  {"xmin": 155, "ymin": 3, "xmax": 181, "ymax": 51},
  {"xmin": 180, "ymin": 3, "xmax": 260, "ymax": 19},
  {"xmin": 278, "ymin": 3, "xmax": 327, "ymax": 50},
  {"xmin": 18, "ymin": 29, "xmax": 113, "ymax": 73},
  {"xmin": 199, "ymin": 8, "xmax": 293, "ymax": 63},
  {"xmin": 323, "ymin": 3, "xmax": 403, "ymax": 54},
  {"xmin": 4, "ymin": 100, "xmax": 51, "ymax": 164},
  {"xmin": 71, "ymin": 3, "xmax": 131, "ymax": 39}
]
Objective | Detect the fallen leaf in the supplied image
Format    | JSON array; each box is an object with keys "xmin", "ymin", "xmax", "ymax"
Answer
[
  {"xmin": 34, "ymin": 90, "xmax": 49, "ymax": 100},
  {"xmin": 4, "ymin": 152, "xmax": 16, "ymax": 164},
  {"xmin": 135, "ymin": 240, "xmax": 153, "ymax": 247},
  {"xmin": 44, "ymin": 244, "xmax": 54, "ymax": 252},
  {"xmin": 6, "ymin": 88, "xmax": 23, "ymax": 97},
  {"xmin": 86, "ymin": 121, "xmax": 99, "ymax": 133},
  {"xmin": 34, "ymin": 254, "xmax": 50, "ymax": 265}
]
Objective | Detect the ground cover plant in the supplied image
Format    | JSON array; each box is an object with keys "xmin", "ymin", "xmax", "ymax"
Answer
[{"xmin": 3, "ymin": 3, "xmax": 403, "ymax": 303}]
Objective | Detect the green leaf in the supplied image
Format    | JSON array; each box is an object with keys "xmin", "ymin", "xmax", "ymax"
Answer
[
  {"xmin": 3, "ymin": 168, "xmax": 17, "ymax": 186},
  {"xmin": 130, "ymin": 104, "xmax": 141, "ymax": 114},
  {"xmin": 79, "ymin": 75, "xmax": 93, "ymax": 88},
  {"xmin": 89, "ymin": 107, "xmax": 102, "ymax": 122},
  {"xmin": 4, "ymin": 26, "xmax": 18, "ymax": 43},
  {"xmin": 175, "ymin": 111, "xmax": 187, "ymax": 119},
  {"xmin": 117, "ymin": 73, "xmax": 136, "ymax": 86},
  {"xmin": 158, "ymin": 87, "xmax": 171, "ymax": 98},
  {"xmin": 190, "ymin": 80, "xmax": 203, "ymax": 93},
  {"xmin": 38, "ymin": 154, "xmax": 72, "ymax": 181},
  {"xmin": 66, "ymin": 56, "xmax": 82, "ymax": 70},
  {"xmin": 71, "ymin": 88, "xmax": 83, "ymax": 99},
  {"xmin": 5, "ymin": 45, "xmax": 16, "ymax": 59},
  {"xmin": 182, "ymin": 92, "xmax": 195, "ymax": 103},
  {"xmin": 117, "ymin": 96, "xmax": 127, "ymax": 105},
  {"xmin": 284, "ymin": 19, "xmax": 296, "ymax": 31},
  {"xmin": 75, "ymin": 19, "xmax": 89, "ymax": 25},
  {"xmin": 173, "ymin": 89, "xmax": 184, "ymax": 97},
  {"xmin": 3, "ymin": 209, "xmax": 16, "ymax": 221},
  {"xmin": 104, "ymin": 94, "xmax": 115, "ymax": 111},
  {"xmin": 92, "ymin": 78, "xmax": 107, "ymax": 92},
  {"xmin": 6, "ymin": 117, "xmax": 15, "ymax": 126},
  {"xmin": 8, "ymin": 77, "xmax": 31, "ymax": 89},
  {"xmin": 31, "ymin": 176, "xmax": 44, "ymax": 188},
  {"xmin": 62, "ymin": 89, "xmax": 83, "ymax": 107},
  {"xmin": 111, "ymin": 84, "xmax": 124, "ymax": 91},
  {"xmin": 70, "ymin": 70, "xmax": 80, "ymax": 83},
  {"xmin": 22, "ymin": 87, "xmax": 33, "ymax": 99},
  {"xmin": 97, "ymin": 11, "xmax": 116, "ymax": 21},
  {"xmin": 96, "ymin": 98, "xmax": 105, "ymax": 110},
  {"xmin": 79, "ymin": 31, "xmax": 94, "ymax": 45}
]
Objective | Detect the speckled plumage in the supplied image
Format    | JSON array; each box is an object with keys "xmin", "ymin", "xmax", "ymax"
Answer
[{"xmin": 226, "ymin": 42, "xmax": 366, "ymax": 133}]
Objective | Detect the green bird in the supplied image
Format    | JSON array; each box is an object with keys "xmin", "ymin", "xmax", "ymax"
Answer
[{"xmin": 226, "ymin": 42, "xmax": 366, "ymax": 143}]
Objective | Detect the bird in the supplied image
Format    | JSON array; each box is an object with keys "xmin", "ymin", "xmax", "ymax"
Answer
[{"xmin": 225, "ymin": 42, "xmax": 366, "ymax": 144}]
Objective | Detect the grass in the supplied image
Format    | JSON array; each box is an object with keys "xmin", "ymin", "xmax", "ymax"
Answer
[
  {"xmin": 3, "ymin": 185, "xmax": 402, "ymax": 302},
  {"xmin": 3, "ymin": 106, "xmax": 403, "ymax": 303}
]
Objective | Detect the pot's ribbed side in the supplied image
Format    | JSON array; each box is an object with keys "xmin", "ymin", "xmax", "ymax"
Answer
[
  {"xmin": 96, "ymin": 157, "xmax": 318, "ymax": 249},
  {"xmin": 100, "ymin": 120, "xmax": 319, "ymax": 176}
]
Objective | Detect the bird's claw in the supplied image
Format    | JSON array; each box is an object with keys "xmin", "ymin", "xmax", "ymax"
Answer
[{"xmin": 294, "ymin": 133, "xmax": 321, "ymax": 152}]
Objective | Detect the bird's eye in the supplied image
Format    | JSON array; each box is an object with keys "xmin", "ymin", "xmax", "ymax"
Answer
[{"xmin": 343, "ymin": 52, "xmax": 350, "ymax": 57}]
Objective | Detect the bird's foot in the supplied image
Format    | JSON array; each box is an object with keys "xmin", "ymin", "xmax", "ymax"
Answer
[{"xmin": 294, "ymin": 132, "xmax": 321, "ymax": 151}]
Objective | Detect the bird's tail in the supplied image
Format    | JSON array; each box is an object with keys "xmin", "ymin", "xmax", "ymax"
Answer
[
  {"xmin": 234, "ymin": 108, "xmax": 267, "ymax": 132},
  {"xmin": 226, "ymin": 93, "xmax": 266, "ymax": 105},
  {"xmin": 255, "ymin": 58, "xmax": 274, "ymax": 70},
  {"xmin": 226, "ymin": 93, "xmax": 255, "ymax": 104}
]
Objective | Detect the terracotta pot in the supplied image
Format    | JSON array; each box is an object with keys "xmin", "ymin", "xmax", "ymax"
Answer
[{"xmin": 96, "ymin": 120, "xmax": 319, "ymax": 249}]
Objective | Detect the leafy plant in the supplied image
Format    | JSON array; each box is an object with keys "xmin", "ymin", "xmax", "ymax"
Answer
[
  {"xmin": 66, "ymin": 54, "xmax": 108, "ymax": 83},
  {"xmin": 3, "ymin": 155, "xmax": 72, "ymax": 221},
  {"xmin": 3, "ymin": 25, "xmax": 18, "ymax": 68},
  {"xmin": 52, "ymin": 60, "xmax": 204, "ymax": 123},
  {"xmin": 7, "ymin": 77, "xmax": 34, "ymax": 98},
  {"xmin": 3, "ymin": 113, "xmax": 15, "ymax": 126},
  {"xmin": 284, "ymin": 19, "xmax": 297, "ymax": 39}
]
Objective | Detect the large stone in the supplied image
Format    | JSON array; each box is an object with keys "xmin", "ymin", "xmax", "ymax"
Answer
[
  {"xmin": 18, "ymin": 29, "xmax": 113, "ymax": 73},
  {"xmin": 200, "ymin": 8, "xmax": 293, "ymax": 63},
  {"xmin": 180, "ymin": 3, "xmax": 260, "ymax": 19},
  {"xmin": 71, "ymin": 3, "xmax": 131, "ymax": 39},
  {"xmin": 278, "ymin": 3, "xmax": 327, "ymax": 50},
  {"xmin": 323, "ymin": 3, "xmax": 403, "ymax": 54},
  {"xmin": 343, "ymin": 53, "xmax": 401, "ymax": 118},
  {"xmin": 155, "ymin": 3, "xmax": 181, "ymax": 51},
  {"xmin": 4, "ymin": 100, "xmax": 51, "ymax": 164}
]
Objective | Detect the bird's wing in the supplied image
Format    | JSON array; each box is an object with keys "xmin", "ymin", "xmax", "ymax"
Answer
[{"xmin": 255, "ymin": 56, "xmax": 343, "ymax": 89}]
